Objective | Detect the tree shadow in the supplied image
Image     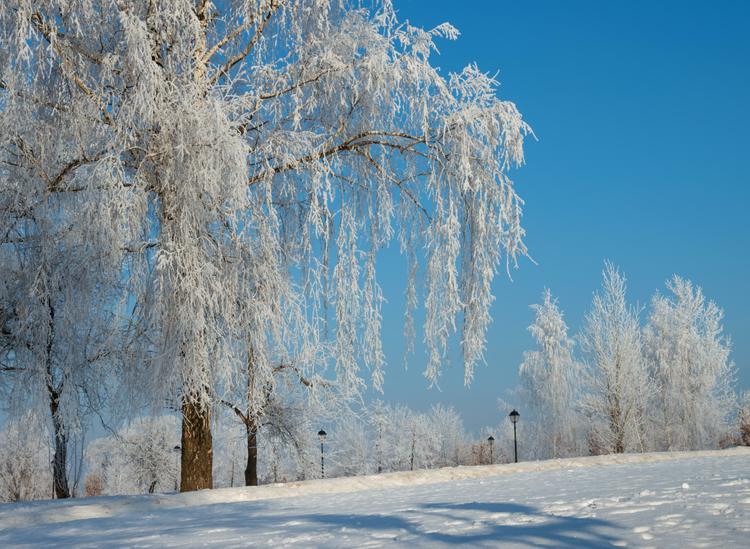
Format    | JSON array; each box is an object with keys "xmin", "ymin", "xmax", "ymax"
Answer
[
  {"xmin": 303, "ymin": 500, "xmax": 623, "ymax": 547},
  {"xmin": 0, "ymin": 497, "xmax": 624, "ymax": 547}
]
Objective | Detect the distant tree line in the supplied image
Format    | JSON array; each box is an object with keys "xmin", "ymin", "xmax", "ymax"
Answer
[{"xmin": 517, "ymin": 262, "xmax": 744, "ymax": 460}]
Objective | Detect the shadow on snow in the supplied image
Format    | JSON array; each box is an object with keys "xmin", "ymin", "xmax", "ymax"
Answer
[{"xmin": 0, "ymin": 497, "xmax": 623, "ymax": 547}]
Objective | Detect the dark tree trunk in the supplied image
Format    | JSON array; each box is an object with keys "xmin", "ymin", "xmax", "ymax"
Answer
[
  {"xmin": 611, "ymin": 413, "xmax": 625, "ymax": 454},
  {"xmin": 614, "ymin": 433, "xmax": 625, "ymax": 454},
  {"xmin": 46, "ymin": 297, "xmax": 70, "ymax": 499},
  {"xmin": 49, "ymin": 393, "xmax": 71, "ymax": 499},
  {"xmin": 610, "ymin": 395, "xmax": 625, "ymax": 454},
  {"xmin": 243, "ymin": 345, "xmax": 259, "ymax": 487},
  {"xmin": 245, "ymin": 422, "xmax": 258, "ymax": 486},
  {"xmin": 180, "ymin": 400, "xmax": 213, "ymax": 492}
]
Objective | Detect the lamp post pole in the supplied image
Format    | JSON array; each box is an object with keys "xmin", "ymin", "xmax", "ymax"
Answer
[
  {"xmin": 509, "ymin": 409, "xmax": 520, "ymax": 463},
  {"xmin": 173, "ymin": 445, "xmax": 181, "ymax": 491},
  {"xmin": 318, "ymin": 429, "xmax": 327, "ymax": 478}
]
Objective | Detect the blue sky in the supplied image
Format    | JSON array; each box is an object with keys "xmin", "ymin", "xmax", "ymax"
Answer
[{"xmin": 367, "ymin": 0, "xmax": 750, "ymax": 430}]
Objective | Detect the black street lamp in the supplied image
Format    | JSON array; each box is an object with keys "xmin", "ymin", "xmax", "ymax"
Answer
[
  {"xmin": 509, "ymin": 409, "xmax": 520, "ymax": 463},
  {"xmin": 487, "ymin": 436, "xmax": 495, "ymax": 464},
  {"xmin": 173, "ymin": 445, "xmax": 181, "ymax": 491},
  {"xmin": 318, "ymin": 429, "xmax": 327, "ymax": 478}
]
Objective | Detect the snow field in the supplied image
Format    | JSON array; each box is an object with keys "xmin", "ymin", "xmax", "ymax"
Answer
[{"xmin": 0, "ymin": 447, "xmax": 748, "ymax": 547}]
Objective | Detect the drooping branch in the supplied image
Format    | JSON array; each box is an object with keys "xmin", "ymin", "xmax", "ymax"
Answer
[{"xmin": 29, "ymin": 12, "xmax": 113, "ymax": 125}]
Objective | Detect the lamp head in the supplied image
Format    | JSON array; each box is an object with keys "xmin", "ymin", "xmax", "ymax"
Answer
[{"xmin": 509, "ymin": 409, "xmax": 520, "ymax": 424}]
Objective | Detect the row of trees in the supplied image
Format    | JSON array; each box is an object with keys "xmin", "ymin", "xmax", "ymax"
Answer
[
  {"xmin": 0, "ymin": 403, "xmax": 505, "ymax": 500},
  {"xmin": 518, "ymin": 263, "xmax": 742, "ymax": 459},
  {"xmin": 4, "ymin": 385, "xmax": 748, "ymax": 502},
  {"xmin": 0, "ymin": 0, "xmax": 531, "ymax": 496}
]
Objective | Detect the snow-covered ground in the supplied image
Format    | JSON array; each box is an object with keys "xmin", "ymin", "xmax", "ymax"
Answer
[{"xmin": 1, "ymin": 448, "xmax": 748, "ymax": 548}]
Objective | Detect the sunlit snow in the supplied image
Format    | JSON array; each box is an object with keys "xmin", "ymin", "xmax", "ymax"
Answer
[{"xmin": 1, "ymin": 448, "xmax": 748, "ymax": 547}]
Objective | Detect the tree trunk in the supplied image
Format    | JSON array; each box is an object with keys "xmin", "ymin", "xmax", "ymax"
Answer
[
  {"xmin": 49, "ymin": 394, "xmax": 71, "ymax": 499},
  {"xmin": 410, "ymin": 429, "xmax": 416, "ymax": 471},
  {"xmin": 46, "ymin": 296, "xmax": 70, "ymax": 499},
  {"xmin": 245, "ymin": 422, "xmax": 258, "ymax": 486},
  {"xmin": 244, "ymin": 345, "xmax": 259, "ymax": 487},
  {"xmin": 180, "ymin": 400, "xmax": 213, "ymax": 492},
  {"xmin": 609, "ymin": 397, "xmax": 625, "ymax": 453},
  {"xmin": 613, "ymin": 432, "xmax": 625, "ymax": 454}
]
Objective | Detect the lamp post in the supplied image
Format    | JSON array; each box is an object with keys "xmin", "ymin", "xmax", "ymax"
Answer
[
  {"xmin": 318, "ymin": 429, "xmax": 327, "ymax": 478},
  {"xmin": 509, "ymin": 409, "xmax": 520, "ymax": 463},
  {"xmin": 487, "ymin": 436, "xmax": 495, "ymax": 464},
  {"xmin": 173, "ymin": 445, "xmax": 181, "ymax": 491}
]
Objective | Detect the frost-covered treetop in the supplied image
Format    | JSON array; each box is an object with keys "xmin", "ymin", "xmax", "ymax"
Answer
[
  {"xmin": 526, "ymin": 289, "xmax": 574, "ymax": 368},
  {"xmin": 0, "ymin": 0, "xmax": 530, "ymax": 408}
]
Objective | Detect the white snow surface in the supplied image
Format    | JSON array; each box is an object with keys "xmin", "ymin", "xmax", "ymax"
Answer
[{"xmin": 1, "ymin": 448, "xmax": 749, "ymax": 548}]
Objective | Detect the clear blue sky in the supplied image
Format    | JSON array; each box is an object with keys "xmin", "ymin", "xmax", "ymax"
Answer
[{"xmin": 367, "ymin": 0, "xmax": 750, "ymax": 431}]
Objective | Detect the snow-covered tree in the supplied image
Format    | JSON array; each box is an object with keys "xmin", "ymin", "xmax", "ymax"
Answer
[
  {"xmin": 319, "ymin": 401, "xmax": 469, "ymax": 477},
  {"xmin": 369, "ymin": 400, "xmax": 390, "ymax": 474},
  {"xmin": 361, "ymin": 403, "xmax": 424, "ymax": 473},
  {"xmin": 0, "ymin": 137, "xmax": 125, "ymax": 499},
  {"xmin": 216, "ymin": 367, "xmax": 328, "ymax": 486},
  {"xmin": 328, "ymin": 413, "xmax": 371, "ymax": 477},
  {"xmin": 0, "ymin": 413, "xmax": 53, "ymax": 502},
  {"xmin": 212, "ymin": 420, "xmax": 247, "ymax": 488},
  {"xmin": 85, "ymin": 415, "xmax": 181, "ymax": 495},
  {"xmin": 1, "ymin": 1, "xmax": 531, "ymax": 491},
  {"xmin": 644, "ymin": 276, "xmax": 736, "ymax": 450},
  {"xmin": 579, "ymin": 263, "xmax": 650, "ymax": 454},
  {"xmin": 426, "ymin": 404, "xmax": 466, "ymax": 467},
  {"xmin": 738, "ymin": 391, "xmax": 750, "ymax": 447},
  {"xmin": 220, "ymin": 360, "xmax": 336, "ymax": 485},
  {"xmin": 518, "ymin": 289, "xmax": 582, "ymax": 458}
]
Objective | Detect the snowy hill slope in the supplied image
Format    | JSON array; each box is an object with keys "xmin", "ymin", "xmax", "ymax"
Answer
[{"xmin": 1, "ymin": 447, "xmax": 748, "ymax": 547}]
